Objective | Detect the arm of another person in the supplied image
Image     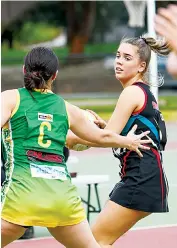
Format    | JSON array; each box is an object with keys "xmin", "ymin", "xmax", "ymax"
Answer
[
  {"xmin": 65, "ymin": 101, "xmax": 130, "ymax": 149},
  {"xmin": 167, "ymin": 52, "xmax": 177, "ymax": 79},
  {"xmin": 67, "ymin": 85, "xmax": 150, "ymax": 157},
  {"xmin": 154, "ymin": 5, "xmax": 177, "ymax": 79},
  {"xmin": 155, "ymin": 5, "xmax": 177, "ymax": 53},
  {"xmin": 65, "ymin": 96, "xmax": 150, "ymax": 155},
  {"xmin": 1, "ymin": 90, "xmax": 17, "ymax": 128},
  {"xmin": 66, "ymin": 85, "xmax": 146, "ymax": 148}
]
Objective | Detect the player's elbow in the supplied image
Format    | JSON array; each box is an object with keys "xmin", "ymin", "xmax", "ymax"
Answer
[
  {"xmin": 96, "ymin": 131, "xmax": 115, "ymax": 147},
  {"xmin": 66, "ymin": 131, "xmax": 78, "ymax": 149}
]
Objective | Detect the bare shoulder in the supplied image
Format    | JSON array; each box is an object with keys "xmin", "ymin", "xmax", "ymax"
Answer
[
  {"xmin": 120, "ymin": 85, "xmax": 144, "ymax": 98},
  {"xmin": 122, "ymin": 85, "xmax": 144, "ymax": 93},
  {"xmin": 1, "ymin": 89, "xmax": 19, "ymax": 108},
  {"xmin": 65, "ymin": 100, "xmax": 78, "ymax": 116},
  {"xmin": 64, "ymin": 100, "xmax": 81, "ymax": 127},
  {"xmin": 1, "ymin": 89, "xmax": 17, "ymax": 97}
]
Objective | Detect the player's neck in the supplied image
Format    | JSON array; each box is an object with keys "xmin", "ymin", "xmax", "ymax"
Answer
[{"xmin": 121, "ymin": 75, "xmax": 143, "ymax": 88}]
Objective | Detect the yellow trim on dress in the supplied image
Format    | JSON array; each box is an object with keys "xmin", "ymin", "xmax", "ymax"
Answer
[
  {"xmin": 64, "ymin": 101, "xmax": 70, "ymax": 128},
  {"xmin": 11, "ymin": 90, "xmax": 20, "ymax": 118},
  {"xmin": 1, "ymin": 214, "xmax": 86, "ymax": 228},
  {"xmin": 33, "ymin": 88, "xmax": 53, "ymax": 94}
]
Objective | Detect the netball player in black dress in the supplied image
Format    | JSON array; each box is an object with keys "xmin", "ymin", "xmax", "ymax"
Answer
[{"xmin": 89, "ymin": 36, "xmax": 170, "ymax": 247}]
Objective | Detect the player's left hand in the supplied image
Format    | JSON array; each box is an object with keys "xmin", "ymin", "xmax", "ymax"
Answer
[{"xmin": 127, "ymin": 125, "xmax": 152, "ymax": 157}]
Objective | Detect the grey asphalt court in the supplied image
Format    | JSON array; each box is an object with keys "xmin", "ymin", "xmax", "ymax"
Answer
[{"xmin": 34, "ymin": 122, "xmax": 177, "ymax": 237}]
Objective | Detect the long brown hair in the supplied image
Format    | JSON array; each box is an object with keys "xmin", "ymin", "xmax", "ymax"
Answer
[{"xmin": 120, "ymin": 35, "xmax": 170, "ymax": 86}]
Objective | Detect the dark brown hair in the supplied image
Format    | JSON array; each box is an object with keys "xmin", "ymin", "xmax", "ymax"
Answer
[{"xmin": 24, "ymin": 47, "xmax": 59, "ymax": 91}]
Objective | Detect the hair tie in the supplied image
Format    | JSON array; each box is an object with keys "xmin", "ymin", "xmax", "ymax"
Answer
[
  {"xmin": 32, "ymin": 71, "xmax": 39, "ymax": 77},
  {"xmin": 140, "ymin": 37, "xmax": 147, "ymax": 45}
]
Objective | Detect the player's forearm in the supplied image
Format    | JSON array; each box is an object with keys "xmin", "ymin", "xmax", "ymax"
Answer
[
  {"xmin": 98, "ymin": 130, "xmax": 132, "ymax": 149},
  {"xmin": 68, "ymin": 129, "xmax": 132, "ymax": 149},
  {"xmin": 66, "ymin": 133, "xmax": 101, "ymax": 149}
]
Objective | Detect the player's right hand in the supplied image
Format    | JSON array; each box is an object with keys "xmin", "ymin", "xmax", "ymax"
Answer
[{"xmin": 86, "ymin": 109, "xmax": 107, "ymax": 129}]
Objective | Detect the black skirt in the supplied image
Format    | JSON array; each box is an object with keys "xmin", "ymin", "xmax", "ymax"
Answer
[{"xmin": 109, "ymin": 148, "xmax": 169, "ymax": 213}]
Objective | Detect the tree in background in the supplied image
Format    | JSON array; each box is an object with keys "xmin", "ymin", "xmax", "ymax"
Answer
[
  {"xmin": 65, "ymin": 1, "xmax": 96, "ymax": 54},
  {"xmin": 2, "ymin": 1, "xmax": 96, "ymax": 54},
  {"xmin": 2, "ymin": 1, "xmax": 176, "ymax": 53}
]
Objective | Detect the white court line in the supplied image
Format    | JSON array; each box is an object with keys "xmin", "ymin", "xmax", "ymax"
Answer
[
  {"xmin": 15, "ymin": 224, "xmax": 177, "ymax": 243},
  {"xmin": 15, "ymin": 236, "xmax": 53, "ymax": 242},
  {"xmin": 97, "ymin": 183, "xmax": 177, "ymax": 188},
  {"xmin": 108, "ymin": 183, "xmax": 177, "ymax": 190},
  {"xmin": 132, "ymin": 223, "xmax": 177, "ymax": 231}
]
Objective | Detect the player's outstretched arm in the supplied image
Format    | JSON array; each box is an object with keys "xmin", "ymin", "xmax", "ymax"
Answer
[{"xmin": 65, "ymin": 102, "xmax": 151, "ymax": 157}]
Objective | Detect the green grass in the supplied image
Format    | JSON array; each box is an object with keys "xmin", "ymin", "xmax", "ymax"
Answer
[
  {"xmin": 67, "ymin": 96, "xmax": 177, "ymax": 111},
  {"xmin": 84, "ymin": 43, "xmax": 117, "ymax": 55},
  {"xmin": 18, "ymin": 22, "xmax": 61, "ymax": 45},
  {"xmin": 1, "ymin": 47, "xmax": 69, "ymax": 66},
  {"xmin": 97, "ymin": 110, "xmax": 177, "ymax": 122},
  {"xmin": 1, "ymin": 43, "xmax": 118, "ymax": 66},
  {"xmin": 158, "ymin": 96, "xmax": 177, "ymax": 111},
  {"xmin": 67, "ymin": 95, "xmax": 177, "ymax": 122},
  {"xmin": 162, "ymin": 110, "xmax": 177, "ymax": 122}
]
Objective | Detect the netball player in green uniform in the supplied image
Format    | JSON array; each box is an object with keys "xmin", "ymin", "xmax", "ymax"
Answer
[{"xmin": 1, "ymin": 47, "xmax": 150, "ymax": 248}]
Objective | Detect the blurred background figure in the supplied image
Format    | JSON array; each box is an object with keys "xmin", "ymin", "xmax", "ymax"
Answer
[
  {"xmin": 1, "ymin": 29, "xmax": 14, "ymax": 49},
  {"xmin": 155, "ymin": 4, "xmax": 177, "ymax": 78}
]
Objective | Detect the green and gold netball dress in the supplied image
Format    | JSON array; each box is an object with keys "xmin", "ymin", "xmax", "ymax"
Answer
[{"xmin": 1, "ymin": 88, "xmax": 86, "ymax": 227}]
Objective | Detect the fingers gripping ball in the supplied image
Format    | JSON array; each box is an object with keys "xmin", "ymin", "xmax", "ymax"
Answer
[{"xmin": 72, "ymin": 110, "xmax": 97, "ymax": 151}]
